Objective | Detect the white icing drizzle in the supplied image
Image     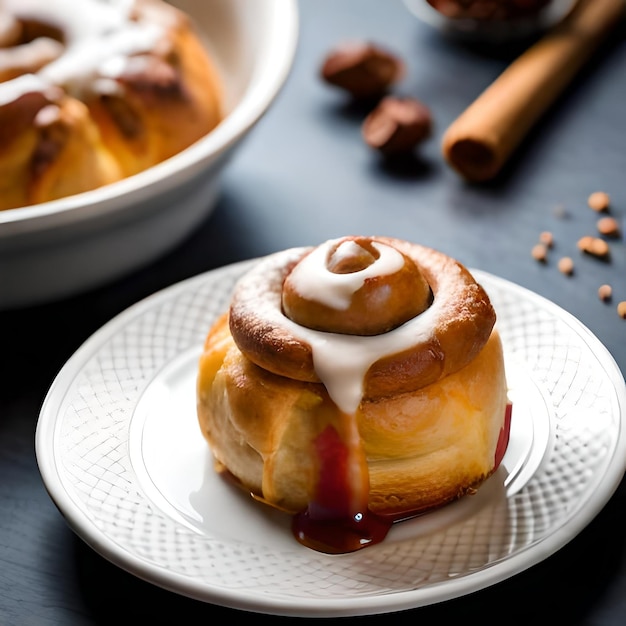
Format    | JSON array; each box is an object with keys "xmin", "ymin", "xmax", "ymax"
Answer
[
  {"xmin": 279, "ymin": 238, "xmax": 441, "ymax": 414},
  {"xmin": 0, "ymin": 37, "xmax": 63, "ymax": 76},
  {"xmin": 0, "ymin": 72, "xmax": 50, "ymax": 105},
  {"xmin": 284, "ymin": 307, "xmax": 438, "ymax": 416},
  {"xmin": 34, "ymin": 103, "xmax": 61, "ymax": 126},
  {"xmin": 250, "ymin": 240, "xmax": 462, "ymax": 416},
  {"xmin": 0, "ymin": 0, "xmax": 171, "ymax": 101},
  {"xmin": 287, "ymin": 239, "xmax": 405, "ymax": 310}
]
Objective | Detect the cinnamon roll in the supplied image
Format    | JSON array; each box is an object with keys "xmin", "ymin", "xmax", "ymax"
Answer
[
  {"xmin": 197, "ymin": 236, "xmax": 511, "ymax": 553},
  {"xmin": 0, "ymin": 0, "xmax": 223, "ymax": 211}
]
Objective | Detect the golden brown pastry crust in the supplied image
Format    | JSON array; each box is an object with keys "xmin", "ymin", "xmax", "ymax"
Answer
[
  {"xmin": 0, "ymin": 88, "xmax": 124, "ymax": 209},
  {"xmin": 83, "ymin": 2, "xmax": 223, "ymax": 178},
  {"xmin": 198, "ymin": 315, "xmax": 508, "ymax": 516}
]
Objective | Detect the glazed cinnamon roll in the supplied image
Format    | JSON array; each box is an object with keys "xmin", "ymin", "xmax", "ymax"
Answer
[
  {"xmin": 197, "ymin": 236, "xmax": 510, "ymax": 553},
  {"xmin": 0, "ymin": 0, "xmax": 223, "ymax": 211}
]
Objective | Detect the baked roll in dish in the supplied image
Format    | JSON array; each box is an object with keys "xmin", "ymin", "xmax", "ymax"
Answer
[
  {"xmin": 0, "ymin": 0, "xmax": 223, "ymax": 211},
  {"xmin": 197, "ymin": 236, "xmax": 511, "ymax": 553}
]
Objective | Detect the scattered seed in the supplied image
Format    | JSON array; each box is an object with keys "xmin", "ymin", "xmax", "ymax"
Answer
[
  {"xmin": 558, "ymin": 257, "xmax": 574, "ymax": 275},
  {"xmin": 598, "ymin": 284, "xmax": 612, "ymax": 302},
  {"xmin": 536, "ymin": 193, "xmax": 621, "ymax": 317},
  {"xmin": 597, "ymin": 216, "xmax": 621, "ymax": 238},
  {"xmin": 587, "ymin": 191, "xmax": 610, "ymax": 212},
  {"xmin": 577, "ymin": 235, "xmax": 610, "ymax": 258},
  {"xmin": 531, "ymin": 243, "xmax": 548, "ymax": 262},
  {"xmin": 539, "ymin": 231, "xmax": 554, "ymax": 248}
]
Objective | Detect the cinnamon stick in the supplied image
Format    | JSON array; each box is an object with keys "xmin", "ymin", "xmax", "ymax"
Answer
[{"xmin": 442, "ymin": 0, "xmax": 625, "ymax": 182}]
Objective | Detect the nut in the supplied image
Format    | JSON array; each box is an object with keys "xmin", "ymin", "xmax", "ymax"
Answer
[
  {"xmin": 577, "ymin": 235, "xmax": 610, "ymax": 258},
  {"xmin": 539, "ymin": 231, "xmax": 554, "ymax": 248},
  {"xmin": 618, "ymin": 301, "xmax": 626, "ymax": 319},
  {"xmin": 587, "ymin": 191, "xmax": 610, "ymax": 212},
  {"xmin": 320, "ymin": 42, "xmax": 404, "ymax": 99},
  {"xmin": 362, "ymin": 96, "xmax": 432, "ymax": 155}
]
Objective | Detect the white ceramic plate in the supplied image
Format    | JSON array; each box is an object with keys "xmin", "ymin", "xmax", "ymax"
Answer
[{"xmin": 35, "ymin": 260, "xmax": 626, "ymax": 617}]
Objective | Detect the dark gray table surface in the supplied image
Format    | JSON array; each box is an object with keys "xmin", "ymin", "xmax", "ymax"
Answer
[{"xmin": 1, "ymin": 1, "xmax": 625, "ymax": 624}]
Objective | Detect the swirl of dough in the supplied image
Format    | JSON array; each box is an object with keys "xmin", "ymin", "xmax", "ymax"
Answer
[
  {"xmin": 228, "ymin": 236, "xmax": 496, "ymax": 414},
  {"xmin": 282, "ymin": 236, "xmax": 433, "ymax": 336}
]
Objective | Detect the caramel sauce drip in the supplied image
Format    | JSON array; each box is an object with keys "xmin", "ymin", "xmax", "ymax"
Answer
[{"xmin": 292, "ymin": 416, "xmax": 391, "ymax": 554}]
